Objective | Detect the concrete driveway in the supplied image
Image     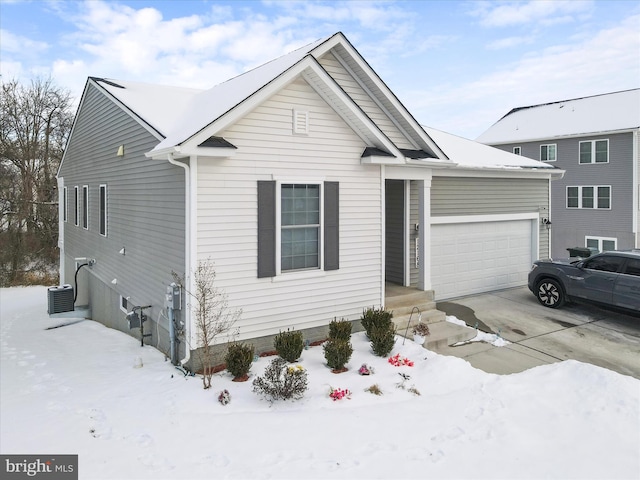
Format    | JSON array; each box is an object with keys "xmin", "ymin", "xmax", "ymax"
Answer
[{"xmin": 435, "ymin": 286, "xmax": 640, "ymax": 379}]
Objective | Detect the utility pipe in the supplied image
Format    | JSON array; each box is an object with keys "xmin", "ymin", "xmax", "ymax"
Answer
[{"xmin": 167, "ymin": 153, "xmax": 191, "ymax": 369}]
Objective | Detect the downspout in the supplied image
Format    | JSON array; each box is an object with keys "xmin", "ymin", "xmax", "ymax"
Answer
[
  {"xmin": 633, "ymin": 130, "xmax": 638, "ymax": 248},
  {"xmin": 167, "ymin": 153, "xmax": 191, "ymax": 368},
  {"xmin": 57, "ymin": 176, "xmax": 65, "ymax": 283}
]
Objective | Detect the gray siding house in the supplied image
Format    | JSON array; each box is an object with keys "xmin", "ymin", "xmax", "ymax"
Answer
[
  {"xmin": 477, "ymin": 89, "xmax": 640, "ymax": 259},
  {"xmin": 58, "ymin": 32, "xmax": 560, "ymax": 370}
]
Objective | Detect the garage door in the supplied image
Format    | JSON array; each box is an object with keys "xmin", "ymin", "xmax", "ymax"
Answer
[{"xmin": 431, "ymin": 219, "xmax": 534, "ymax": 300}]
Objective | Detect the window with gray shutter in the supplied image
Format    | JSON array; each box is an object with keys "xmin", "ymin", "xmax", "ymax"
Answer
[{"xmin": 257, "ymin": 180, "xmax": 339, "ymax": 277}]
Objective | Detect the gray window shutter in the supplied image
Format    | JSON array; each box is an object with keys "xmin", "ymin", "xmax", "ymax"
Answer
[
  {"xmin": 257, "ymin": 181, "xmax": 276, "ymax": 278},
  {"xmin": 324, "ymin": 181, "xmax": 339, "ymax": 271}
]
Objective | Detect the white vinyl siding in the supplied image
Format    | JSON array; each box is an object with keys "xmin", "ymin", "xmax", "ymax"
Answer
[
  {"xmin": 196, "ymin": 77, "xmax": 381, "ymax": 340},
  {"xmin": 579, "ymin": 139, "xmax": 609, "ymax": 164}
]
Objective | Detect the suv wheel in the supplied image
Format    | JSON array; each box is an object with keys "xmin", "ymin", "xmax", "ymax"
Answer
[{"xmin": 535, "ymin": 279, "xmax": 565, "ymax": 308}]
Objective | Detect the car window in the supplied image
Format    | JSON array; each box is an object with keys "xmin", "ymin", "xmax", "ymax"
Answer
[
  {"xmin": 622, "ymin": 258, "xmax": 640, "ymax": 277},
  {"xmin": 583, "ymin": 256, "xmax": 624, "ymax": 273}
]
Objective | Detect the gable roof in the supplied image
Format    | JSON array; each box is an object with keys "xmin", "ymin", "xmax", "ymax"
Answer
[
  {"xmin": 476, "ymin": 89, "xmax": 640, "ymax": 145},
  {"xmin": 89, "ymin": 32, "xmax": 448, "ymax": 163}
]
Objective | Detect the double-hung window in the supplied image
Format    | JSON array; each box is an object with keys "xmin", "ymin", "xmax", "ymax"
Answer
[
  {"xmin": 82, "ymin": 185, "xmax": 89, "ymax": 229},
  {"xmin": 99, "ymin": 185, "xmax": 107, "ymax": 236},
  {"xmin": 566, "ymin": 185, "xmax": 611, "ymax": 209},
  {"xmin": 540, "ymin": 144, "xmax": 556, "ymax": 162},
  {"xmin": 257, "ymin": 180, "xmax": 339, "ymax": 278},
  {"xmin": 579, "ymin": 139, "xmax": 608, "ymax": 164},
  {"xmin": 281, "ymin": 184, "xmax": 320, "ymax": 271}
]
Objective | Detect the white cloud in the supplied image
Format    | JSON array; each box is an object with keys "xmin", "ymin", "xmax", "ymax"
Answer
[
  {"xmin": 410, "ymin": 13, "xmax": 640, "ymax": 138},
  {"xmin": 469, "ymin": 0, "xmax": 594, "ymax": 28},
  {"xmin": 0, "ymin": 29, "xmax": 49, "ymax": 54},
  {"xmin": 486, "ymin": 35, "xmax": 536, "ymax": 50}
]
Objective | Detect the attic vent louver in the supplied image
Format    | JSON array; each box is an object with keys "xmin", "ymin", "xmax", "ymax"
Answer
[{"xmin": 293, "ymin": 109, "xmax": 309, "ymax": 135}]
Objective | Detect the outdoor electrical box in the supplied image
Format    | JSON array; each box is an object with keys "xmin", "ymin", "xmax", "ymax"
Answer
[
  {"xmin": 165, "ymin": 283, "xmax": 181, "ymax": 310},
  {"xmin": 126, "ymin": 311, "xmax": 141, "ymax": 329},
  {"xmin": 47, "ymin": 285, "xmax": 74, "ymax": 314}
]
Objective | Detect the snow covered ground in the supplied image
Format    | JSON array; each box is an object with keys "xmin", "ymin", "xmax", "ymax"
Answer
[{"xmin": 1, "ymin": 286, "xmax": 639, "ymax": 480}]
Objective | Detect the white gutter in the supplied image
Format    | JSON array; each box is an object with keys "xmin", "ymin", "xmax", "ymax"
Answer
[{"xmin": 167, "ymin": 153, "xmax": 191, "ymax": 368}]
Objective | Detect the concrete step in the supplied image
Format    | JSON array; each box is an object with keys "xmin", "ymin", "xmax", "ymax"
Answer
[
  {"xmin": 390, "ymin": 301, "xmax": 439, "ymax": 318},
  {"xmin": 396, "ymin": 320, "xmax": 476, "ymax": 351},
  {"xmin": 384, "ymin": 288, "xmax": 435, "ymax": 310}
]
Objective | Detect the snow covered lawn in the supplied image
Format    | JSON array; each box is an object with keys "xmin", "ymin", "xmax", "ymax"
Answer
[{"xmin": 1, "ymin": 286, "xmax": 639, "ymax": 479}]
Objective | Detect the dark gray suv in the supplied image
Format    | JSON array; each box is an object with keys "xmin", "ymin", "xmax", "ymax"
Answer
[{"xmin": 527, "ymin": 250, "xmax": 640, "ymax": 313}]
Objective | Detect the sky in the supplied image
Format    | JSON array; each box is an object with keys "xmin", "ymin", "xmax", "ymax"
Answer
[
  {"xmin": 1, "ymin": 0, "xmax": 639, "ymax": 139},
  {"xmin": 2, "ymin": 286, "xmax": 639, "ymax": 479}
]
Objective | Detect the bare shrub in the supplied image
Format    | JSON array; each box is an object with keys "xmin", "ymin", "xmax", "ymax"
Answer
[{"xmin": 173, "ymin": 260, "xmax": 241, "ymax": 389}]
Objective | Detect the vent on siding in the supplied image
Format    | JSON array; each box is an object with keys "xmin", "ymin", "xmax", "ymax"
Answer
[{"xmin": 293, "ymin": 110, "xmax": 309, "ymax": 135}]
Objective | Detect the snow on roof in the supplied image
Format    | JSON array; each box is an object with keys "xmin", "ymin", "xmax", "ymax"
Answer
[
  {"xmin": 93, "ymin": 35, "xmax": 332, "ymax": 149},
  {"xmin": 94, "ymin": 78, "xmax": 203, "ymax": 138},
  {"xmin": 153, "ymin": 35, "xmax": 331, "ymax": 152},
  {"xmin": 423, "ymin": 126, "xmax": 555, "ymax": 170},
  {"xmin": 476, "ymin": 89, "xmax": 640, "ymax": 145}
]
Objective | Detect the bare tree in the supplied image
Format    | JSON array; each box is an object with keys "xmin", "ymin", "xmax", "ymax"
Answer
[
  {"xmin": 173, "ymin": 260, "xmax": 241, "ymax": 389},
  {"xmin": 0, "ymin": 77, "xmax": 73, "ymax": 285}
]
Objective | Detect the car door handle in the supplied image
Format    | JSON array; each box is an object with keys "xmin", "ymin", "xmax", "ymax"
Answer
[{"xmin": 567, "ymin": 275, "xmax": 584, "ymax": 281}]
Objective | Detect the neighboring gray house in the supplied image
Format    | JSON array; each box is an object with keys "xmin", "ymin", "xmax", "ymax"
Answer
[
  {"xmin": 477, "ymin": 89, "xmax": 640, "ymax": 259},
  {"xmin": 57, "ymin": 32, "xmax": 560, "ymax": 369}
]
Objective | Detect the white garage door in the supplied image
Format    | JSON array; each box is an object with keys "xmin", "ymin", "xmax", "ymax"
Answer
[{"xmin": 431, "ymin": 219, "xmax": 534, "ymax": 300}]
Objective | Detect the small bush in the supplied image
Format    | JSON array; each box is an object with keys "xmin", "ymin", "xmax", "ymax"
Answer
[
  {"xmin": 252, "ymin": 357, "xmax": 308, "ymax": 401},
  {"xmin": 225, "ymin": 342, "xmax": 254, "ymax": 379},
  {"xmin": 369, "ymin": 322, "xmax": 396, "ymax": 357},
  {"xmin": 412, "ymin": 322, "xmax": 430, "ymax": 336},
  {"xmin": 323, "ymin": 338, "xmax": 353, "ymax": 371},
  {"xmin": 365, "ymin": 384, "xmax": 383, "ymax": 396},
  {"xmin": 328, "ymin": 318, "xmax": 352, "ymax": 341},
  {"xmin": 274, "ymin": 329, "xmax": 304, "ymax": 362},
  {"xmin": 360, "ymin": 307, "xmax": 393, "ymax": 339}
]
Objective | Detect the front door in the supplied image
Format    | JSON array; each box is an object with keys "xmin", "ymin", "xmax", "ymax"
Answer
[{"xmin": 385, "ymin": 179, "xmax": 405, "ymax": 285}]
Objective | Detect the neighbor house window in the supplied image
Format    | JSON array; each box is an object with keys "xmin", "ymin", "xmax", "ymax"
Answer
[
  {"xmin": 585, "ymin": 237, "xmax": 617, "ymax": 253},
  {"xmin": 566, "ymin": 186, "xmax": 611, "ymax": 209},
  {"xmin": 82, "ymin": 185, "xmax": 89, "ymax": 229},
  {"xmin": 579, "ymin": 139, "xmax": 608, "ymax": 164},
  {"xmin": 540, "ymin": 144, "xmax": 556, "ymax": 161},
  {"xmin": 281, "ymin": 184, "xmax": 320, "ymax": 271},
  {"xmin": 63, "ymin": 187, "xmax": 68, "ymax": 222},
  {"xmin": 74, "ymin": 186, "xmax": 79, "ymax": 226},
  {"xmin": 513, "ymin": 146, "xmax": 521, "ymax": 155},
  {"xmin": 99, "ymin": 184, "xmax": 107, "ymax": 236},
  {"xmin": 257, "ymin": 180, "xmax": 339, "ymax": 278}
]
